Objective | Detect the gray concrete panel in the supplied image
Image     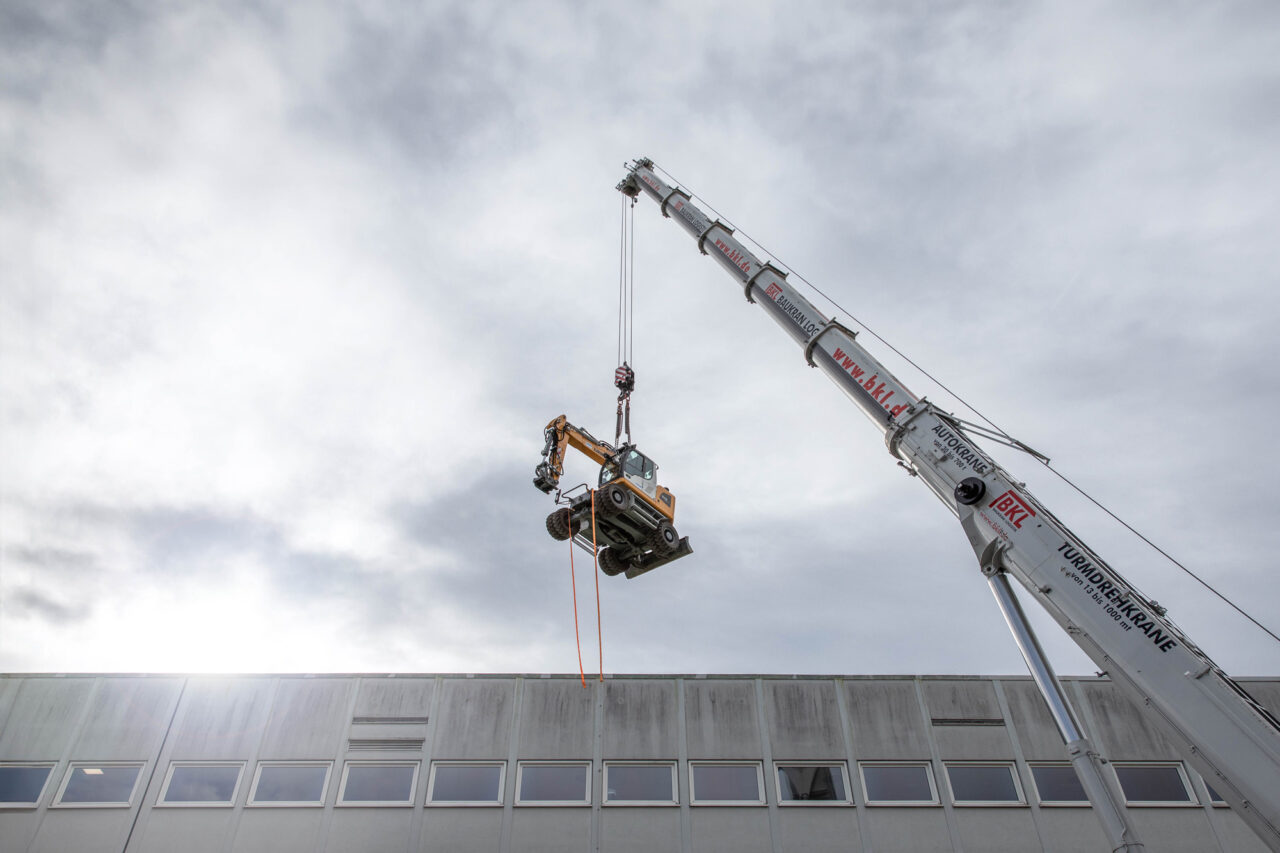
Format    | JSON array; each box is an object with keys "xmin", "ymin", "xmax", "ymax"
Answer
[
  {"xmin": 418, "ymin": 808, "xmax": 503, "ymax": 853},
  {"xmin": 0, "ymin": 677, "xmax": 95, "ymax": 759},
  {"xmin": 1000, "ymin": 680, "xmax": 1069, "ymax": 760},
  {"xmin": 0, "ymin": 811, "xmax": 42, "ymax": 852},
  {"xmin": 73, "ymin": 677, "xmax": 182, "ymax": 760},
  {"xmin": 259, "ymin": 679, "xmax": 354, "ymax": 760},
  {"xmin": 688, "ymin": 807, "xmax": 773, "ymax": 853},
  {"xmin": 129, "ymin": 808, "xmax": 238, "ymax": 853},
  {"xmin": 1212, "ymin": 807, "xmax": 1273, "ymax": 853},
  {"xmin": 951, "ymin": 808, "xmax": 1039, "ymax": 852},
  {"xmin": 1034, "ymin": 808, "xmax": 1110, "ymax": 853},
  {"xmin": 325, "ymin": 807, "xmax": 414, "ymax": 853},
  {"xmin": 509, "ymin": 807, "xmax": 591, "ymax": 853},
  {"xmin": 684, "ymin": 680, "xmax": 760, "ymax": 760},
  {"xmin": 600, "ymin": 807, "xmax": 680, "ymax": 853},
  {"xmin": 763, "ymin": 680, "xmax": 844, "ymax": 760},
  {"xmin": 29, "ymin": 807, "xmax": 135, "ymax": 853},
  {"xmin": 168, "ymin": 677, "xmax": 274, "ymax": 759},
  {"xmin": 431, "ymin": 679, "xmax": 514, "ymax": 760},
  {"xmin": 1076, "ymin": 681, "xmax": 1179, "ymax": 759},
  {"xmin": 1125, "ymin": 807, "xmax": 1222, "ymax": 852},
  {"xmin": 0, "ymin": 677, "xmax": 22, "ymax": 731},
  {"xmin": 518, "ymin": 679, "xmax": 594, "ymax": 759},
  {"xmin": 1242, "ymin": 680, "xmax": 1280, "ymax": 717},
  {"xmin": 602, "ymin": 680, "xmax": 678, "ymax": 760},
  {"xmin": 231, "ymin": 808, "xmax": 326, "ymax": 853},
  {"xmin": 353, "ymin": 677, "xmax": 435, "ymax": 719},
  {"xmin": 861, "ymin": 808, "xmax": 954, "ymax": 853},
  {"xmin": 843, "ymin": 680, "xmax": 931, "ymax": 759},
  {"xmin": 775, "ymin": 807, "xmax": 862, "ymax": 852},
  {"xmin": 923, "ymin": 679, "xmax": 1014, "ymax": 759}
]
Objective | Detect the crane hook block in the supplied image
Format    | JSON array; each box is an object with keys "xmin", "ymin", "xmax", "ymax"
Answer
[{"xmin": 614, "ymin": 364, "xmax": 635, "ymax": 395}]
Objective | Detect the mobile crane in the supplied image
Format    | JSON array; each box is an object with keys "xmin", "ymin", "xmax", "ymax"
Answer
[
  {"xmin": 618, "ymin": 158, "xmax": 1280, "ymax": 852},
  {"xmin": 534, "ymin": 414, "xmax": 692, "ymax": 579}
]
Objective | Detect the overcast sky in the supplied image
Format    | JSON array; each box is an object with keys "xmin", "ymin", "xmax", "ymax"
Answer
[{"xmin": 3, "ymin": 1, "xmax": 1279, "ymax": 679}]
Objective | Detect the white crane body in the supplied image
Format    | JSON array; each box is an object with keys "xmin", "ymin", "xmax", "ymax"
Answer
[{"xmin": 620, "ymin": 159, "xmax": 1280, "ymax": 850}]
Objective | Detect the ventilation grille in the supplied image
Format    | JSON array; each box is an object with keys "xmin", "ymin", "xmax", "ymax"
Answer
[
  {"xmin": 931, "ymin": 717, "xmax": 1005, "ymax": 727},
  {"xmin": 352, "ymin": 716, "xmax": 430, "ymax": 725},
  {"xmin": 348, "ymin": 738, "xmax": 426, "ymax": 751}
]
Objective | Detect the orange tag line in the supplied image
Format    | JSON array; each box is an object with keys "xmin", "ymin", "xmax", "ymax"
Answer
[{"xmin": 568, "ymin": 491, "xmax": 605, "ymax": 688}]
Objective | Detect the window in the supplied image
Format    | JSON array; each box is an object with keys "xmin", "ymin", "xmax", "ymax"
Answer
[
  {"xmin": 859, "ymin": 763, "xmax": 938, "ymax": 805},
  {"xmin": 945, "ymin": 763, "xmax": 1023, "ymax": 805},
  {"xmin": 0, "ymin": 763, "xmax": 55, "ymax": 807},
  {"xmin": 428, "ymin": 762, "xmax": 504, "ymax": 806},
  {"xmin": 689, "ymin": 762, "xmax": 764, "ymax": 806},
  {"xmin": 54, "ymin": 763, "xmax": 144, "ymax": 807},
  {"xmin": 776, "ymin": 763, "xmax": 850, "ymax": 805},
  {"xmin": 249, "ymin": 763, "xmax": 331, "ymax": 806},
  {"xmin": 516, "ymin": 763, "xmax": 590, "ymax": 805},
  {"xmin": 604, "ymin": 762, "xmax": 676, "ymax": 805},
  {"xmin": 338, "ymin": 762, "xmax": 418, "ymax": 806},
  {"xmin": 1205, "ymin": 782, "xmax": 1228, "ymax": 807},
  {"xmin": 158, "ymin": 763, "xmax": 243, "ymax": 806},
  {"xmin": 1114, "ymin": 763, "xmax": 1194, "ymax": 805},
  {"xmin": 1029, "ymin": 764, "xmax": 1088, "ymax": 805}
]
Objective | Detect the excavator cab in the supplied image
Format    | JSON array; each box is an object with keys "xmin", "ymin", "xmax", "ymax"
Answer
[{"xmin": 598, "ymin": 446, "xmax": 658, "ymax": 499}]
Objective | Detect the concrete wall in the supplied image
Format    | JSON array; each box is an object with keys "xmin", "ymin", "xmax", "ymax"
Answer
[{"xmin": 0, "ymin": 674, "xmax": 1275, "ymax": 853}]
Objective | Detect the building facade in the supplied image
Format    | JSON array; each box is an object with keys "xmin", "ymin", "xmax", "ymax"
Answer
[{"xmin": 1, "ymin": 673, "xmax": 1277, "ymax": 852}]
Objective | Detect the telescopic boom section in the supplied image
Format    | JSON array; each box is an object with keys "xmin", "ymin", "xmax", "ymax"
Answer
[{"xmin": 619, "ymin": 158, "xmax": 1280, "ymax": 849}]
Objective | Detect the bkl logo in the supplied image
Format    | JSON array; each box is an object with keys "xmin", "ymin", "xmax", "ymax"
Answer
[
  {"xmin": 765, "ymin": 283, "xmax": 783, "ymax": 300},
  {"xmin": 988, "ymin": 490, "xmax": 1035, "ymax": 529}
]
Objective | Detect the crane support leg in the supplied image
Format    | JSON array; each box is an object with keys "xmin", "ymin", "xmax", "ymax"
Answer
[{"xmin": 986, "ymin": 570, "xmax": 1145, "ymax": 853}]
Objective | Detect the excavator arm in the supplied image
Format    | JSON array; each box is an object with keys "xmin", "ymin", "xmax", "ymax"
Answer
[{"xmin": 533, "ymin": 415, "xmax": 615, "ymax": 494}]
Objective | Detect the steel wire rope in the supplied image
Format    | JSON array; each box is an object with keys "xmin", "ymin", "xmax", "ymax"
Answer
[{"xmin": 651, "ymin": 162, "xmax": 1280, "ymax": 650}]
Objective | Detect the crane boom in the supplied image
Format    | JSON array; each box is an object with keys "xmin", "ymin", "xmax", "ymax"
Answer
[{"xmin": 619, "ymin": 158, "xmax": 1280, "ymax": 849}]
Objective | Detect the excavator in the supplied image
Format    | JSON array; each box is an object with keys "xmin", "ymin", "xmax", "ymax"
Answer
[{"xmin": 533, "ymin": 414, "xmax": 692, "ymax": 579}]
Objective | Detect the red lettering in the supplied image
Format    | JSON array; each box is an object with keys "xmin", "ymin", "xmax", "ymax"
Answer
[{"xmin": 987, "ymin": 490, "xmax": 1036, "ymax": 529}]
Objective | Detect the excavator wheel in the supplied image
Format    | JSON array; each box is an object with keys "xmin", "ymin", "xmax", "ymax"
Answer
[
  {"xmin": 596, "ymin": 483, "xmax": 631, "ymax": 517},
  {"xmin": 597, "ymin": 547, "xmax": 627, "ymax": 577},
  {"xmin": 546, "ymin": 508, "xmax": 573, "ymax": 541},
  {"xmin": 651, "ymin": 521, "xmax": 679, "ymax": 556}
]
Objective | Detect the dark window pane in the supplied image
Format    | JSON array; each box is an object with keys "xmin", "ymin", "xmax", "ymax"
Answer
[
  {"xmin": 1206, "ymin": 784, "xmax": 1226, "ymax": 804},
  {"xmin": 342, "ymin": 765, "xmax": 415, "ymax": 802},
  {"xmin": 691, "ymin": 765, "xmax": 760, "ymax": 802},
  {"xmin": 519, "ymin": 765, "xmax": 587, "ymax": 802},
  {"xmin": 254, "ymin": 765, "xmax": 328, "ymax": 803},
  {"xmin": 1032, "ymin": 765, "xmax": 1087, "ymax": 803},
  {"xmin": 1115, "ymin": 765, "xmax": 1190, "ymax": 803},
  {"xmin": 947, "ymin": 765, "xmax": 1019, "ymax": 802},
  {"xmin": 0, "ymin": 766, "xmax": 52, "ymax": 803},
  {"xmin": 163, "ymin": 765, "xmax": 240, "ymax": 803},
  {"xmin": 777, "ymin": 765, "xmax": 847, "ymax": 802},
  {"xmin": 607, "ymin": 765, "xmax": 673, "ymax": 802},
  {"xmin": 431, "ymin": 765, "xmax": 502, "ymax": 803},
  {"xmin": 60, "ymin": 766, "xmax": 141, "ymax": 804},
  {"xmin": 862, "ymin": 765, "xmax": 933, "ymax": 802}
]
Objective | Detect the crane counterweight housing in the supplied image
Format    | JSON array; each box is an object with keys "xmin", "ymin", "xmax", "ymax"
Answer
[
  {"xmin": 618, "ymin": 158, "xmax": 1280, "ymax": 851},
  {"xmin": 535, "ymin": 415, "xmax": 691, "ymax": 580}
]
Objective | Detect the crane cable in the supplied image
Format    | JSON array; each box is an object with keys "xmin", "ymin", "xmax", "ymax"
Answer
[
  {"xmin": 650, "ymin": 161, "xmax": 1280, "ymax": 650},
  {"xmin": 615, "ymin": 195, "xmax": 637, "ymax": 445}
]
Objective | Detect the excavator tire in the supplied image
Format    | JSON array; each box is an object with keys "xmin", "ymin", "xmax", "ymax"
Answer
[
  {"xmin": 651, "ymin": 521, "xmax": 679, "ymax": 556},
  {"xmin": 546, "ymin": 508, "xmax": 573, "ymax": 541},
  {"xmin": 597, "ymin": 547, "xmax": 627, "ymax": 577},
  {"xmin": 596, "ymin": 483, "xmax": 631, "ymax": 517}
]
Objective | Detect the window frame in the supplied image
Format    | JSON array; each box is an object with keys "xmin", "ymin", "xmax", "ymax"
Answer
[
  {"xmin": 774, "ymin": 761, "xmax": 852, "ymax": 806},
  {"xmin": 0, "ymin": 762, "xmax": 57, "ymax": 808},
  {"xmin": 514, "ymin": 761, "xmax": 591, "ymax": 807},
  {"xmin": 155, "ymin": 761, "xmax": 245, "ymax": 807},
  {"xmin": 1028, "ymin": 762, "xmax": 1090, "ymax": 807},
  {"xmin": 1112, "ymin": 761, "xmax": 1197, "ymax": 807},
  {"xmin": 858, "ymin": 761, "xmax": 940, "ymax": 806},
  {"xmin": 943, "ymin": 762, "xmax": 1025, "ymax": 807},
  {"xmin": 602, "ymin": 761, "xmax": 678, "ymax": 807},
  {"xmin": 52, "ymin": 762, "xmax": 146, "ymax": 808},
  {"xmin": 688, "ymin": 761, "xmax": 766, "ymax": 807},
  {"xmin": 426, "ymin": 761, "xmax": 506, "ymax": 807},
  {"xmin": 247, "ymin": 761, "xmax": 333, "ymax": 808},
  {"xmin": 336, "ymin": 761, "xmax": 420, "ymax": 807},
  {"xmin": 1203, "ymin": 778, "xmax": 1229, "ymax": 808}
]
